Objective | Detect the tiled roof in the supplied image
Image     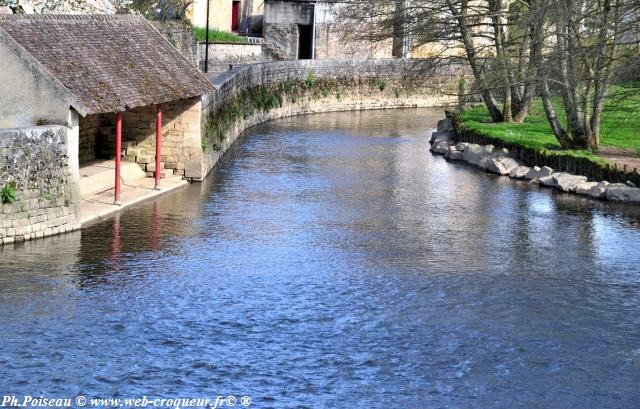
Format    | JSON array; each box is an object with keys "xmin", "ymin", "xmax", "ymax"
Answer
[{"xmin": 0, "ymin": 14, "xmax": 214, "ymax": 115}]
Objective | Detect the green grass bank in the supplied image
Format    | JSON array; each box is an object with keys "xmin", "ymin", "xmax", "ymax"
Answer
[
  {"xmin": 453, "ymin": 86, "xmax": 640, "ymax": 185},
  {"xmin": 460, "ymin": 86, "xmax": 640, "ymax": 164}
]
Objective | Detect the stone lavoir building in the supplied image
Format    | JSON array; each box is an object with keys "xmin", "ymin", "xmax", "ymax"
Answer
[
  {"xmin": 0, "ymin": 14, "xmax": 214, "ymax": 243},
  {"xmin": 0, "ymin": 14, "xmax": 213, "ymax": 174}
]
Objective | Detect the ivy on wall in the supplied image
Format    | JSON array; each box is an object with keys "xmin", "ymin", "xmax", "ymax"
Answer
[
  {"xmin": 201, "ymin": 75, "xmax": 398, "ymax": 152},
  {"xmin": 0, "ymin": 127, "xmax": 68, "ymax": 204}
]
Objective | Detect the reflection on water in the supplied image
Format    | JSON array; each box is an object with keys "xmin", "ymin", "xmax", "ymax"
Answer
[{"xmin": 1, "ymin": 109, "xmax": 640, "ymax": 408}]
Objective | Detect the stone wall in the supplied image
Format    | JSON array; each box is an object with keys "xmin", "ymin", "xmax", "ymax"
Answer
[
  {"xmin": 195, "ymin": 59, "xmax": 462, "ymax": 180},
  {"xmin": 0, "ymin": 125, "xmax": 80, "ymax": 244},
  {"xmin": 198, "ymin": 42, "xmax": 263, "ymax": 72},
  {"xmin": 78, "ymin": 114, "xmax": 108, "ymax": 163},
  {"xmin": 150, "ymin": 20, "xmax": 198, "ymax": 66}
]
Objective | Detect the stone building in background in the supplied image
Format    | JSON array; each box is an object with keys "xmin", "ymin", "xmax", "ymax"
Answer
[
  {"xmin": 262, "ymin": 0, "xmax": 396, "ymax": 60},
  {"xmin": 187, "ymin": 0, "xmax": 263, "ymax": 34}
]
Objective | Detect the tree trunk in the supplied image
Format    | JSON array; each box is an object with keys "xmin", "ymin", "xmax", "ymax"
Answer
[
  {"xmin": 540, "ymin": 79, "xmax": 576, "ymax": 149},
  {"xmin": 447, "ymin": 0, "xmax": 504, "ymax": 122}
]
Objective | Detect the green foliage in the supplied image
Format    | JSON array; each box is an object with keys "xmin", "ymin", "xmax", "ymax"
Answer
[
  {"xmin": 1, "ymin": 183, "xmax": 17, "ymax": 204},
  {"xmin": 304, "ymin": 68, "xmax": 316, "ymax": 88},
  {"xmin": 122, "ymin": 0, "xmax": 192, "ymax": 21},
  {"xmin": 458, "ymin": 77, "xmax": 466, "ymax": 96},
  {"xmin": 394, "ymin": 88, "xmax": 401, "ymax": 98},
  {"xmin": 377, "ymin": 79, "xmax": 387, "ymax": 92},
  {"xmin": 193, "ymin": 27, "xmax": 247, "ymax": 43},
  {"xmin": 254, "ymin": 86, "xmax": 282, "ymax": 111},
  {"xmin": 201, "ymin": 78, "xmax": 355, "ymax": 159}
]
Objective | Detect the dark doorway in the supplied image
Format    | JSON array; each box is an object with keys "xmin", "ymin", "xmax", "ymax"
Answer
[
  {"xmin": 297, "ymin": 24, "xmax": 313, "ymax": 59},
  {"xmin": 232, "ymin": 1, "xmax": 240, "ymax": 31}
]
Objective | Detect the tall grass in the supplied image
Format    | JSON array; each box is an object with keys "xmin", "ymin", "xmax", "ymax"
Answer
[{"xmin": 193, "ymin": 27, "xmax": 247, "ymax": 43}]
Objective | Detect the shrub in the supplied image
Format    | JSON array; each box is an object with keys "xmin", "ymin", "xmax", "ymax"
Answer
[
  {"xmin": 304, "ymin": 68, "xmax": 316, "ymax": 88},
  {"xmin": 1, "ymin": 183, "xmax": 17, "ymax": 204}
]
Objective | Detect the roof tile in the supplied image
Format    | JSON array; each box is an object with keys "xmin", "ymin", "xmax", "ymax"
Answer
[{"xmin": 0, "ymin": 14, "xmax": 214, "ymax": 115}]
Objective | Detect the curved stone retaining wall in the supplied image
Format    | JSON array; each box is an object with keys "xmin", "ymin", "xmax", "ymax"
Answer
[{"xmin": 193, "ymin": 59, "xmax": 463, "ymax": 180}]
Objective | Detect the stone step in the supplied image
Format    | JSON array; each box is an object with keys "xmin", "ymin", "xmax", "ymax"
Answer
[
  {"xmin": 126, "ymin": 146, "xmax": 146, "ymax": 157},
  {"xmin": 145, "ymin": 162, "xmax": 165, "ymax": 172},
  {"xmin": 122, "ymin": 140, "xmax": 138, "ymax": 149},
  {"xmin": 145, "ymin": 170, "xmax": 169, "ymax": 179},
  {"xmin": 136, "ymin": 154, "xmax": 154, "ymax": 164}
]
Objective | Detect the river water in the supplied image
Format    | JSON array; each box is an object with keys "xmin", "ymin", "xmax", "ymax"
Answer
[{"xmin": 1, "ymin": 109, "xmax": 640, "ymax": 408}]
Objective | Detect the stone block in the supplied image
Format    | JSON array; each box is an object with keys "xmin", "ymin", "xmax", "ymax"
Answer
[
  {"xmin": 430, "ymin": 131, "xmax": 455, "ymax": 145},
  {"xmin": 538, "ymin": 175, "xmax": 556, "ymax": 187},
  {"xmin": 437, "ymin": 118, "xmax": 454, "ymax": 132},
  {"xmin": 606, "ymin": 186, "xmax": 640, "ymax": 203},
  {"xmin": 184, "ymin": 160, "xmax": 203, "ymax": 179},
  {"xmin": 447, "ymin": 150, "xmax": 464, "ymax": 161},
  {"xmin": 146, "ymin": 162, "xmax": 164, "ymax": 172},
  {"xmin": 463, "ymin": 144, "xmax": 494, "ymax": 166},
  {"xmin": 485, "ymin": 157, "xmax": 520, "ymax": 176},
  {"xmin": 553, "ymin": 173, "xmax": 588, "ymax": 193},
  {"xmin": 509, "ymin": 165, "xmax": 530, "ymax": 179},
  {"xmin": 526, "ymin": 166, "xmax": 554, "ymax": 180},
  {"xmin": 136, "ymin": 154, "xmax": 154, "ymax": 164},
  {"xmin": 430, "ymin": 141, "xmax": 450, "ymax": 155}
]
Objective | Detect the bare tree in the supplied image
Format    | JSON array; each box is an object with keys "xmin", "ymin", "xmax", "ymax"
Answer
[
  {"xmin": 337, "ymin": 0, "xmax": 545, "ymax": 123},
  {"xmin": 119, "ymin": 0, "xmax": 193, "ymax": 20},
  {"xmin": 539, "ymin": 0, "xmax": 627, "ymax": 149}
]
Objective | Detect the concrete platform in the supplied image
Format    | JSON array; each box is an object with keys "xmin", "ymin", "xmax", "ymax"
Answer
[
  {"xmin": 79, "ymin": 160, "xmax": 146, "ymax": 197},
  {"xmin": 79, "ymin": 173, "xmax": 189, "ymax": 226}
]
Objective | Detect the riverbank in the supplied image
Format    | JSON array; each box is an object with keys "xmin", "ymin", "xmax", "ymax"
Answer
[
  {"xmin": 459, "ymin": 93, "xmax": 640, "ymax": 177},
  {"xmin": 431, "ymin": 117, "xmax": 640, "ymax": 204}
]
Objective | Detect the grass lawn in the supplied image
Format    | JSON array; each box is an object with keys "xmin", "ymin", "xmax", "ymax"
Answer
[
  {"xmin": 193, "ymin": 27, "xmax": 247, "ymax": 43},
  {"xmin": 459, "ymin": 86, "xmax": 640, "ymax": 164}
]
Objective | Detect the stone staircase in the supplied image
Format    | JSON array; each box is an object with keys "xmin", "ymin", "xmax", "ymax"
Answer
[
  {"xmin": 262, "ymin": 40, "xmax": 288, "ymax": 60},
  {"xmin": 123, "ymin": 144, "xmax": 170, "ymax": 179},
  {"xmin": 96, "ymin": 140, "xmax": 169, "ymax": 179}
]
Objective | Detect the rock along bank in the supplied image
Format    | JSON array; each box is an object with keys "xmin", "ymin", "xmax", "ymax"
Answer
[{"xmin": 430, "ymin": 117, "xmax": 640, "ymax": 204}]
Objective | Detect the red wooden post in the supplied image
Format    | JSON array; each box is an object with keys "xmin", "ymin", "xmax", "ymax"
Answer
[
  {"xmin": 114, "ymin": 111, "xmax": 122, "ymax": 205},
  {"xmin": 155, "ymin": 104, "xmax": 162, "ymax": 189}
]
